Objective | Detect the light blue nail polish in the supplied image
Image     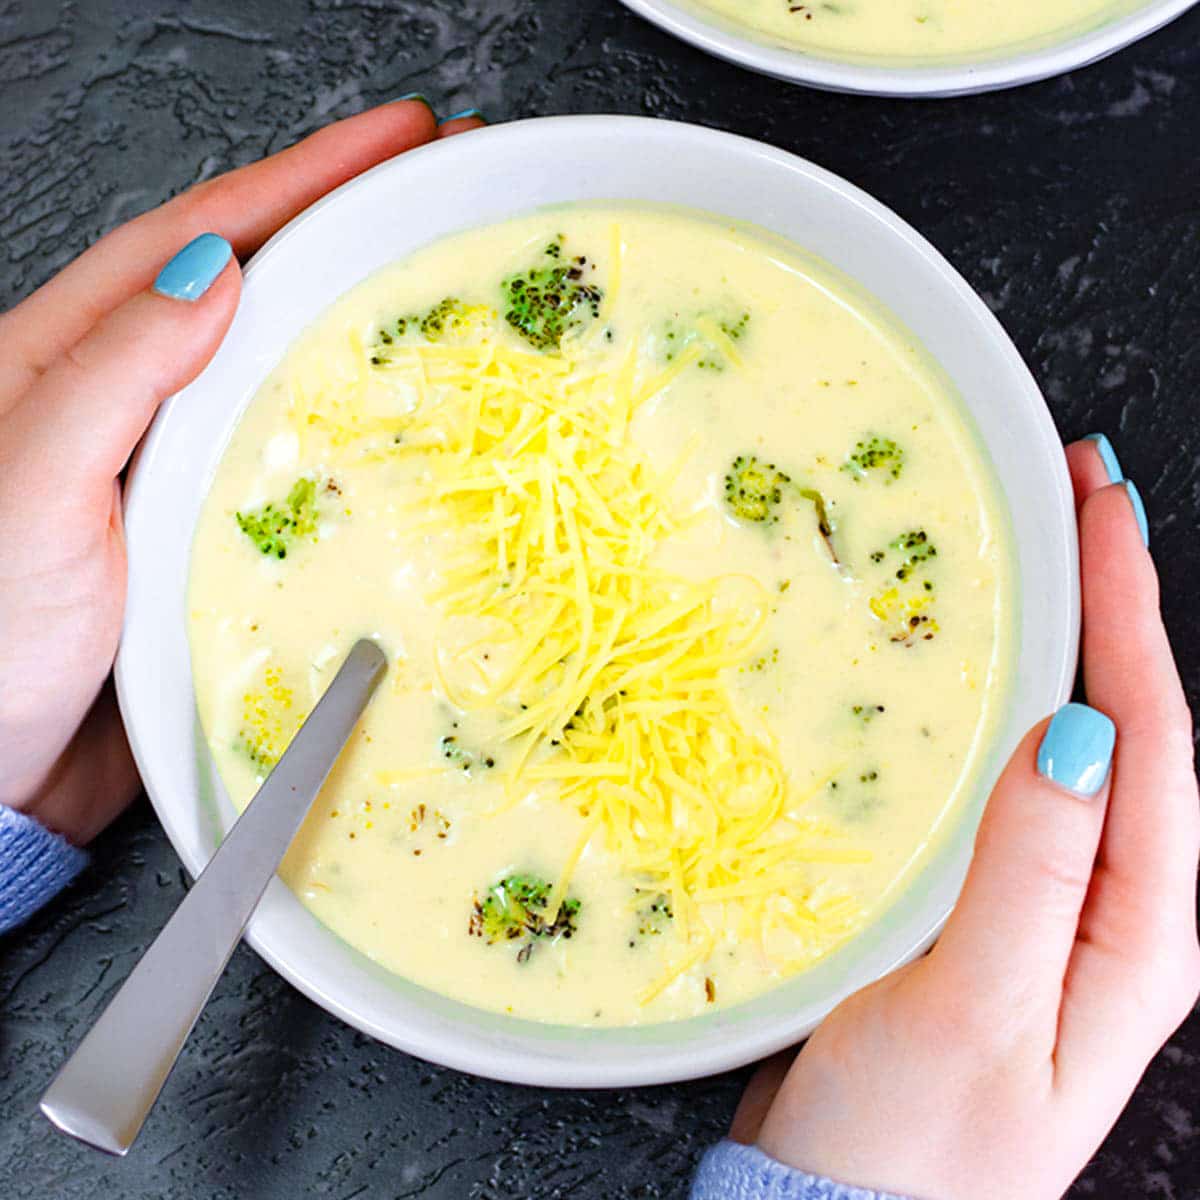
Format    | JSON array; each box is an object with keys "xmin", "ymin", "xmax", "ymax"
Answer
[
  {"xmin": 440, "ymin": 108, "xmax": 484, "ymax": 124},
  {"xmin": 153, "ymin": 233, "xmax": 232, "ymax": 302},
  {"xmin": 1084, "ymin": 432, "xmax": 1124, "ymax": 485},
  {"xmin": 1122, "ymin": 479, "xmax": 1150, "ymax": 547},
  {"xmin": 393, "ymin": 92, "xmax": 431, "ymax": 107},
  {"xmin": 1037, "ymin": 703, "xmax": 1116, "ymax": 797}
]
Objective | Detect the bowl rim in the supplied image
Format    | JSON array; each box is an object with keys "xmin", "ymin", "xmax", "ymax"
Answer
[
  {"xmin": 116, "ymin": 114, "xmax": 1079, "ymax": 1087},
  {"xmin": 616, "ymin": 0, "xmax": 1197, "ymax": 95}
]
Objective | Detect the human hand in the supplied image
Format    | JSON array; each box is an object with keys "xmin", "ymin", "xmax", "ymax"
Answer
[
  {"xmin": 0, "ymin": 99, "xmax": 483, "ymax": 846},
  {"xmin": 732, "ymin": 437, "xmax": 1200, "ymax": 1200}
]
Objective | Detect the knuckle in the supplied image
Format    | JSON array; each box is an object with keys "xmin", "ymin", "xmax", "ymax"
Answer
[
  {"xmin": 1017, "ymin": 847, "xmax": 1095, "ymax": 915},
  {"xmin": 974, "ymin": 821, "xmax": 1093, "ymax": 909}
]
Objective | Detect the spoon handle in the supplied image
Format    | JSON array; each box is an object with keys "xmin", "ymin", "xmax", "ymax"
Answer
[{"xmin": 40, "ymin": 638, "xmax": 387, "ymax": 1156}]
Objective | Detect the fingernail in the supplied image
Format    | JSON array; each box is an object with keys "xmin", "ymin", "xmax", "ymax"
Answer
[
  {"xmin": 1122, "ymin": 479, "xmax": 1150, "ymax": 547},
  {"xmin": 440, "ymin": 108, "xmax": 484, "ymax": 124},
  {"xmin": 1084, "ymin": 433, "xmax": 1124, "ymax": 484},
  {"xmin": 1037, "ymin": 703, "xmax": 1116, "ymax": 798},
  {"xmin": 153, "ymin": 233, "xmax": 232, "ymax": 302},
  {"xmin": 393, "ymin": 93, "xmax": 432, "ymax": 109}
]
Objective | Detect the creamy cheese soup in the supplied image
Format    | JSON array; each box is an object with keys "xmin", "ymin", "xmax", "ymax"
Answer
[
  {"xmin": 691, "ymin": 0, "xmax": 1146, "ymax": 61},
  {"xmin": 189, "ymin": 205, "xmax": 1014, "ymax": 1026}
]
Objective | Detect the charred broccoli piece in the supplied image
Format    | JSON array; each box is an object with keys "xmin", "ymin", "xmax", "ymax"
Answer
[
  {"xmin": 235, "ymin": 477, "xmax": 321, "ymax": 560},
  {"xmin": 502, "ymin": 237, "xmax": 603, "ymax": 352},
  {"xmin": 842, "ymin": 435, "xmax": 905, "ymax": 483},
  {"xmin": 469, "ymin": 874, "xmax": 581, "ymax": 962}
]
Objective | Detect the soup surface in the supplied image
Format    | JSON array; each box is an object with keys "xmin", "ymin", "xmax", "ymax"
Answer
[
  {"xmin": 689, "ymin": 0, "xmax": 1145, "ymax": 61},
  {"xmin": 189, "ymin": 205, "xmax": 1014, "ymax": 1026}
]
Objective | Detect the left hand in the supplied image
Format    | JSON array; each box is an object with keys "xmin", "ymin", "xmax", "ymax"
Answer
[{"xmin": 0, "ymin": 100, "xmax": 483, "ymax": 844}]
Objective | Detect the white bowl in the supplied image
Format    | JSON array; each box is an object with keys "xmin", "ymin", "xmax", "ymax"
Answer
[
  {"xmin": 117, "ymin": 116, "xmax": 1078, "ymax": 1088},
  {"xmin": 618, "ymin": 0, "xmax": 1197, "ymax": 95}
]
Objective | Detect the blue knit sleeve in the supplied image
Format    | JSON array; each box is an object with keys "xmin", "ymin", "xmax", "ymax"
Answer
[
  {"xmin": 690, "ymin": 1141, "xmax": 915, "ymax": 1200},
  {"xmin": 0, "ymin": 805, "xmax": 89, "ymax": 934}
]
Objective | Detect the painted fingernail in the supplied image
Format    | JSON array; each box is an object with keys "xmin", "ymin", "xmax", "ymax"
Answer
[
  {"xmin": 1084, "ymin": 432, "xmax": 1123, "ymax": 484},
  {"xmin": 393, "ymin": 93, "xmax": 432, "ymax": 109},
  {"xmin": 1037, "ymin": 703, "xmax": 1116, "ymax": 798},
  {"xmin": 440, "ymin": 108, "xmax": 484, "ymax": 124},
  {"xmin": 1122, "ymin": 479, "xmax": 1150, "ymax": 547},
  {"xmin": 153, "ymin": 233, "xmax": 232, "ymax": 302}
]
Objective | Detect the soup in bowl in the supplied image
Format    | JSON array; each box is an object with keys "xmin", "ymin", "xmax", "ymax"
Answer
[
  {"xmin": 118, "ymin": 116, "xmax": 1078, "ymax": 1084},
  {"xmin": 617, "ymin": 0, "xmax": 1197, "ymax": 95}
]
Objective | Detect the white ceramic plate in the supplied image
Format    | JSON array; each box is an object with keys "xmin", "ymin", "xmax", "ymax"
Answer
[
  {"xmin": 117, "ymin": 116, "xmax": 1078, "ymax": 1087},
  {"xmin": 618, "ymin": 0, "xmax": 1197, "ymax": 95}
]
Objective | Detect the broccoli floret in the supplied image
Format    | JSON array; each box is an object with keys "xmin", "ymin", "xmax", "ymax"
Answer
[
  {"xmin": 502, "ymin": 236, "xmax": 603, "ymax": 352},
  {"xmin": 723, "ymin": 454, "xmax": 792, "ymax": 523},
  {"xmin": 851, "ymin": 703, "xmax": 886, "ymax": 725},
  {"xmin": 827, "ymin": 771, "xmax": 882, "ymax": 821},
  {"xmin": 870, "ymin": 586, "xmax": 939, "ymax": 645},
  {"xmin": 890, "ymin": 529, "xmax": 937, "ymax": 580},
  {"xmin": 743, "ymin": 648, "xmax": 780, "ymax": 674},
  {"xmin": 868, "ymin": 529, "xmax": 940, "ymax": 645},
  {"xmin": 719, "ymin": 311, "xmax": 750, "ymax": 342},
  {"xmin": 633, "ymin": 892, "xmax": 674, "ymax": 940},
  {"xmin": 560, "ymin": 692, "xmax": 625, "ymax": 744},
  {"xmin": 662, "ymin": 307, "xmax": 751, "ymax": 371},
  {"xmin": 469, "ymin": 874, "xmax": 581, "ymax": 961},
  {"xmin": 723, "ymin": 455, "xmax": 840, "ymax": 562},
  {"xmin": 370, "ymin": 297, "xmax": 492, "ymax": 363},
  {"xmin": 235, "ymin": 477, "xmax": 321, "ymax": 559},
  {"xmin": 439, "ymin": 733, "xmax": 496, "ymax": 773},
  {"xmin": 234, "ymin": 662, "xmax": 299, "ymax": 771},
  {"xmin": 842, "ymin": 436, "xmax": 905, "ymax": 483}
]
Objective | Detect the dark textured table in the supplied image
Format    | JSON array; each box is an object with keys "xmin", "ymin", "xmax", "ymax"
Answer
[{"xmin": 3, "ymin": 3, "xmax": 1198, "ymax": 1197}]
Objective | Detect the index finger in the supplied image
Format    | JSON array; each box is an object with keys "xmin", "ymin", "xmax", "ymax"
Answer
[
  {"xmin": 0, "ymin": 100, "xmax": 437, "ymax": 398},
  {"xmin": 1053, "ymin": 470, "xmax": 1200, "ymax": 1093},
  {"xmin": 1067, "ymin": 436, "xmax": 1195, "ymax": 908}
]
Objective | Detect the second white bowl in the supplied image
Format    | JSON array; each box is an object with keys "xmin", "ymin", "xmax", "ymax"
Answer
[{"xmin": 618, "ymin": 0, "xmax": 1197, "ymax": 96}]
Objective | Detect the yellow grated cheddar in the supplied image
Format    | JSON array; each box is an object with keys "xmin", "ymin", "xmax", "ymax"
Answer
[{"xmin": 291, "ymin": 306, "xmax": 867, "ymax": 998}]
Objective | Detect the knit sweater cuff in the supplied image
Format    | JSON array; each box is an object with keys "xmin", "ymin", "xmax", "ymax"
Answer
[
  {"xmin": 0, "ymin": 805, "xmax": 89, "ymax": 934},
  {"xmin": 690, "ymin": 1141, "xmax": 914, "ymax": 1200}
]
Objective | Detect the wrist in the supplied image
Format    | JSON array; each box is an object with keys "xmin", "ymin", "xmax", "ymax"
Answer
[
  {"xmin": 0, "ymin": 805, "xmax": 90, "ymax": 933},
  {"xmin": 10, "ymin": 777, "xmax": 90, "ymax": 846},
  {"xmin": 3, "ymin": 680, "xmax": 141, "ymax": 846}
]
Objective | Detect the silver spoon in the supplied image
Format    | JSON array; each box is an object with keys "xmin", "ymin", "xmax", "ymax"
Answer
[{"xmin": 39, "ymin": 638, "xmax": 387, "ymax": 1156}]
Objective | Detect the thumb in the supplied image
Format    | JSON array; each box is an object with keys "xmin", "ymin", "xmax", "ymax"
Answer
[
  {"xmin": 0, "ymin": 233, "xmax": 239, "ymax": 505},
  {"xmin": 928, "ymin": 705, "xmax": 1116, "ymax": 1038}
]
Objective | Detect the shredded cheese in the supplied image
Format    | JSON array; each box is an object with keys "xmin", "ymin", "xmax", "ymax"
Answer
[{"xmin": 293, "ymin": 305, "xmax": 865, "ymax": 995}]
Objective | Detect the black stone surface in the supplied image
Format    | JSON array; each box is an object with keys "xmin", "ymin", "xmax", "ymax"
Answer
[{"xmin": 2, "ymin": 2, "xmax": 1198, "ymax": 1196}]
